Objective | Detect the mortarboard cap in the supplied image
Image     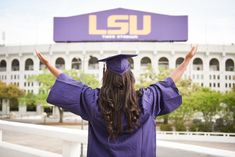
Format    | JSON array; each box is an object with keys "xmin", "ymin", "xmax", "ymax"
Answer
[{"xmin": 98, "ymin": 54, "xmax": 137, "ymax": 75}]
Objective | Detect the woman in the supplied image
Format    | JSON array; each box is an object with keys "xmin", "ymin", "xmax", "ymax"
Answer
[{"xmin": 36, "ymin": 46, "xmax": 197, "ymax": 157}]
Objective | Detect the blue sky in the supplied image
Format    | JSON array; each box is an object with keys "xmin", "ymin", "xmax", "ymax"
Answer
[{"xmin": 0, "ymin": 0, "xmax": 234, "ymax": 45}]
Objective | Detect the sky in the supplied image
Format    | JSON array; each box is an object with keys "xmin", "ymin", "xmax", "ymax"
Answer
[{"xmin": 0, "ymin": 0, "xmax": 235, "ymax": 46}]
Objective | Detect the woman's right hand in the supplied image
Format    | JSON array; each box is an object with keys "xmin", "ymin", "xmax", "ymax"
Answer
[
  {"xmin": 35, "ymin": 49, "xmax": 49, "ymax": 65},
  {"xmin": 35, "ymin": 49, "xmax": 62, "ymax": 77},
  {"xmin": 185, "ymin": 45, "xmax": 198, "ymax": 61}
]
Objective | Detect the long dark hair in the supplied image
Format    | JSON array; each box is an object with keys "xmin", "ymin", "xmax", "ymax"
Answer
[{"xmin": 99, "ymin": 69, "xmax": 141, "ymax": 139}]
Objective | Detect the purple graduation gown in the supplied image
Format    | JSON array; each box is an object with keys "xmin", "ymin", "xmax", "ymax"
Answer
[{"xmin": 47, "ymin": 73, "xmax": 182, "ymax": 157}]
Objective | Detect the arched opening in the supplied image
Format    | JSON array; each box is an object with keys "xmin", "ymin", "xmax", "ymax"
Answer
[
  {"xmin": 71, "ymin": 57, "xmax": 82, "ymax": 70},
  {"xmin": 43, "ymin": 106, "xmax": 53, "ymax": 117},
  {"xmin": 39, "ymin": 61, "xmax": 46, "ymax": 70},
  {"xmin": 225, "ymin": 59, "xmax": 234, "ymax": 71},
  {"xmin": 88, "ymin": 56, "xmax": 98, "ymax": 70},
  {"xmin": 26, "ymin": 103, "xmax": 37, "ymax": 111},
  {"xmin": 10, "ymin": 99, "xmax": 18, "ymax": 111},
  {"xmin": 141, "ymin": 57, "xmax": 151, "ymax": 68},
  {"xmin": 0, "ymin": 60, "xmax": 7, "ymax": 71},
  {"xmin": 175, "ymin": 57, "xmax": 184, "ymax": 67},
  {"xmin": 193, "ymin": 58, "xmax": 203, "ymax": 71},
  {"xmin": 55, "ymin": 57, "xmax": 65, "ymax": 70},
  {"xmin": 158, "ymin": 57, "xmax": 169, "ymax": 70},
  {"xmin": 25, "ymin": 58, "xmax": 34, "ymax": 71},
  {"xmin": 11, "ymin": 59, "xmax": 20, "ymax": 71},
  {"xmin": 128, "ymin": 58, "xmax": 134, "ymax": 69},
  {"xmin": 209, "ymin": 58, "xmax": 220, "ymax": 71}
]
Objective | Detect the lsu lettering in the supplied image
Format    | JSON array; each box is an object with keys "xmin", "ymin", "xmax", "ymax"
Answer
[{"xmin": 89, "ymin": 15, "xmax": 151, "ymax": 35}]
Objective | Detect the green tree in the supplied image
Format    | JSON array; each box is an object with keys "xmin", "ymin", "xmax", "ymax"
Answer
[
  {"xmin": 218, "ymin": 90, "xmax": 235, "ymax": 132},
  {"xmin": 190, "ymin": 88, "xmax": 222, "ymax": 131},
  {"xmin": 26, "ymin": 69, "xmax": 99, "ymax": 123},
  {"xmin": 0, "ymin": 81, "xmax": 24, "ymax": 111},
  {"xmin": 135, "ymin": 66, "xmax": 196, "ymax": 126}
]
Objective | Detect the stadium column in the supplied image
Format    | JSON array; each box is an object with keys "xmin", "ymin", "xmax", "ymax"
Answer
[
  {"xmin": 65, "ymin": 49, "xmax": 70, "ymax": 70},
  {"xmin": 2, "ymin": 99, "xmax": 10, "ymax": 115},
  {"xmin": 169, "ymin": 50, "xmax": 175, "ymax": 69},
  {"xmin": 134, "ymin": 51, "xmax": 140, "ymax": 81},
  {"xmin": 82, "ymin": 51, "xmax": 88, "ymax": 72},
  {"xmin": 19, "ymin": 103, "xmax": 26, "ymax": 115},
  {"xmin": 19, "ymin": 52, "xmax": 24, "ymax": 90},
  {"xmin": 98, "ymin": 51, "xmax": 104, "ymax": 81},
  {"xmin": 204, "ymin": 51, "xmax": 210, "ymax": 88},
  {"xmin": 220, "ymin": 51, "xmax": 226, "ymax": 92},
  {"xmin": 34, "ymin": 52, "xmax": 40, "ymax": 94},
  {"xmin": 6, "ymin": 53, "xmax": 10, "ymax": 84},
  {"xmin": 152, "ymin": 50, "xmax": 158, "ymax": 74}
]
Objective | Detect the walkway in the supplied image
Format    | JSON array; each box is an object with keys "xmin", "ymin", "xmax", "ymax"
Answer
[{"xmin": 2, "ymin": 124, "xmax": 235, "ymax": 157}]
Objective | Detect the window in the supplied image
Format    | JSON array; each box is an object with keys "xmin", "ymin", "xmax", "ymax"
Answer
[
  {"xmin": 193, "ymin": 58, "xmax": 203, "ymax": 71},
  {"xmin": 25, "ymin": 58, "xmax": 34, "ymax": 70},
  {"xmin": 88, "ymin": 56, "xmax": 99, "ymax": 70},
  {"xmin": 225, "ymin": 59, "xmax": 234, "ymax": 71},
  {"xmin": 55, "ymin": 57, "xmax": 65, "ymax": 70},
  {"xmin": 209, "ymin": 58, "xmax": 220, "ymax": 71},
  {"xmin": 141, "ymin": 57, "xmax": 151, "ymax": 68},
  {"xmin": 175, "ymin": 57, "xmax": 184, "ymax": 67},
  {"xmin": 158, "ymin": 57, "xmax": 169, "ymax": 70},
  {"xmin": 0, "ymin": 60, "xmax": 7, "ymax": 71},
  {"xmin": 39, "ymin": 61, "xmax": 46, "ymax": 70},
  {"xmin": 128, "ymin": 58, "xmax": 134, "ymax": 69},
  {"xmin": 71, "ymin": 57, "xmax": 82, "ymax": 70},
  {"xmin": 11, "ymin": 59, "xmax": 20, "ymax": 71}
]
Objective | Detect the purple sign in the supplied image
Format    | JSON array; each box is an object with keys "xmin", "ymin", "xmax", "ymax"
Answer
[{"xmin": 53, "ymin": 8, "xmax": 188, "ymax": 42}]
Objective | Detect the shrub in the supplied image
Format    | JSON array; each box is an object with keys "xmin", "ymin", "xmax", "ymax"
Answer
[{"xmin": 159, "ymin": 124, "xmax": 173, "ymax": 131}]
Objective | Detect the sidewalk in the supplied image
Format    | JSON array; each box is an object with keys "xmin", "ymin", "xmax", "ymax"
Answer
[{"xmin": 2, "ymin": 122, "xmax": 234, "ymax": 157}]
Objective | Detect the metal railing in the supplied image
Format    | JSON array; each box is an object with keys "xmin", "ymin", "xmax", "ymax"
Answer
[{"xmin": 157, "ymin": 131, "xmax": 235, "ymax": 143}]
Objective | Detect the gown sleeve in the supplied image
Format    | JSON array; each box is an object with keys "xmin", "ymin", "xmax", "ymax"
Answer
[
  {"xmin": 141, "ymin": 77, "xmax": 182, "ymax": 117},
  {"xmin": 46, "ymin": 73, "xmax": 98, "ymax": 121}
]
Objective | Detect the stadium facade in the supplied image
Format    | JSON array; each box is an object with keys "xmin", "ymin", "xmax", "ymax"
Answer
[{"xmin": 0, "ymin": 8, "xmax": 234, "ymax": 116}]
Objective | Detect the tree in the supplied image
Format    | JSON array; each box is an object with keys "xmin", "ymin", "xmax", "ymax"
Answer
[
  {"xmin": 135, "ymin": 66, "xmax": 196, "ymax": 126},
  {"xmin": 189, "ymin": 88, "xmax": 222, "ymax": 131},
  {"xmin": 222, "ymin": 91, "xmax": 235, "ymax": 123},
  {"xmin": 26, "ymin": 69, "xmax": 100, "ymax": 123},
  {"xmin": 0, "ymin": 81, "xmax": 24, "ymax": 112}
]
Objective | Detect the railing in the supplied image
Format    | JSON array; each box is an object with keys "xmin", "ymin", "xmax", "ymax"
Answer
[
  {"xmin": 0, "ymin": 120, "xmax": 87, "ymax": 157},
  {"xmin": 157, "ymin": 131, "xmax": 235, "ymax": 143},
  {"xmin": 0, "ymin": 120, "xmax": 235, "ymax": 157}
]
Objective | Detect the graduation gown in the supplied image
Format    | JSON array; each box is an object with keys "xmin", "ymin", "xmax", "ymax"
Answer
[{"xmin": 47, "ymin": 73, "xmax": 182, "ymax": 157}]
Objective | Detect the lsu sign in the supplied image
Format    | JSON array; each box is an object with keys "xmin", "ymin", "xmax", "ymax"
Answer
[
  {"xmin": 54, "ymin": 8, "xmax": 188, "ymax": 42},
  {"xmin": 89, "ymin": 15, "xmax": 151, "ymax": 35}
]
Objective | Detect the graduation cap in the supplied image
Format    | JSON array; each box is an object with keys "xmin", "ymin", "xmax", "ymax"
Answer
[{"xmin": 98, "ymin": 54, "xmax": 137, "ymax": 75}]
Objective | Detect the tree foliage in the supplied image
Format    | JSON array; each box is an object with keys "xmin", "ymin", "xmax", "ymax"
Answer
[
  {"xmin": 0, "ymin": 81, "xmax": 24, "ymax": 108},
  {"xmin": 20, "ymin": 69, "xmax": 100, "ymax": 123}
]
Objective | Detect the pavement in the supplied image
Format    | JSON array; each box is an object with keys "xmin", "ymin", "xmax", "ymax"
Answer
[{"xmin": 2, "ymin": 123, "xmax": 235, "ymax": 157}]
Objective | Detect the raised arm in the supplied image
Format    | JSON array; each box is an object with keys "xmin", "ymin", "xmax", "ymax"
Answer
[
  {"xmin": 35, "ymin": 49, "xmax": 62, "ymax": 78},
  {"xmin": 170, "ymin": 46, "xmax": 198, "ymax": 83}
]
